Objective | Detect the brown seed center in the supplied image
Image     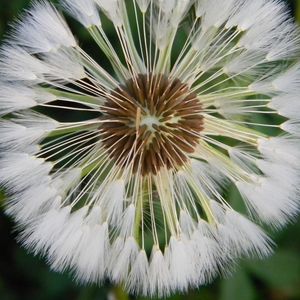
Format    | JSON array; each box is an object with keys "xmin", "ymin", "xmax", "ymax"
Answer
[{"xmin": 101, "ymin": 74, "xmax": 204, "ymax": 176}]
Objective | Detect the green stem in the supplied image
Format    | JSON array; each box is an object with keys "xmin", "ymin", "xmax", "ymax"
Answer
[
  {"xmin": 134, "ymin": 181, "xmax": 144, "ymax": 244},
  {"xmin": 88, "ymin": 26, "xmax": 128, "ymax": 81},
  {"xmin": 81, "ymin": 157, "xmax": 106, "ymax": 178},
  {"xmin": 48, "ymin": 123, "xmax": 100, "ymax": 138},
  {"xmin": 189, "ymin": 179, "xmax": 216, "ymax": 225},
  {"xmin": 156, "ymin": 30, "xmax": 177, "ymax": 74},
  {"xmin": 45, "ymin": 88, "xmax": 104, "ymax": 106},
  {"xmin": 121, "ymin": 1, "xmax": 146, "ymax": 73}
]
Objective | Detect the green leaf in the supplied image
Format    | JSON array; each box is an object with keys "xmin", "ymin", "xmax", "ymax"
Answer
[
  {"xmin": 246, "ymin": 251, "xmax": 300, "ymax": 290},
  {"xmin": 220, "ymin": 268, "xmax": 256, "ymax": 300}
]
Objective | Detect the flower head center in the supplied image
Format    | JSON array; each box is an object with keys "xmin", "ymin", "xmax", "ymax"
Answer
[
  {"xmin": 140, "ymin": 115, "xmax": 161, "ymax": 131},
  {"xmin": 101, "ymin": 74, "xmax": 204, "ymax": 176}
]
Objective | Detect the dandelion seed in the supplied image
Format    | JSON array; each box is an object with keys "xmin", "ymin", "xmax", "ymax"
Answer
[{"xmin": 0, "ymin": 0, "xmax": 300, "ymax": 296}]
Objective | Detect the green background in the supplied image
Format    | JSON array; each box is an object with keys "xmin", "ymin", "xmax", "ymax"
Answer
[{"xmin": 0, "ymin": 0, "xmax": 299, "ymax": 299}]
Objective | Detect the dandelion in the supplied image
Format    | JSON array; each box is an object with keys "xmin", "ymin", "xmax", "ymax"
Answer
[{"xmin": 0, "ymin": 0, "xmax": 300, "ymax": 297}]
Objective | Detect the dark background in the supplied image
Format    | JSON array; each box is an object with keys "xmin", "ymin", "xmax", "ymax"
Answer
[{"xmin": 0, "ymin": 1, "xmax": 299, "ymax": 299}]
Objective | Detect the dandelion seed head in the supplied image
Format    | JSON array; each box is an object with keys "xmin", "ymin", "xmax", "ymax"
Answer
[
  {"xmin": 102, "ymin": 73, "xmax": 204, "ymax": 175},
  {"xmin": 0, "ymin": 0, "xmax": 300, "ymax": 297}
]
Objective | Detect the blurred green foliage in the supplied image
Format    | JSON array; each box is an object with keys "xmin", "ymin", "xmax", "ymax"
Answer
[{"xmin": 0, "ymin": 1, "xmax": 300, "ymax": 300}]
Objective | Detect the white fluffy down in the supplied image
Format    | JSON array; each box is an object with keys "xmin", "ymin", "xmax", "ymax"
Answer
[{"xmin": 0, "ymin": 0, "xmax": 299, "ymax": 297}]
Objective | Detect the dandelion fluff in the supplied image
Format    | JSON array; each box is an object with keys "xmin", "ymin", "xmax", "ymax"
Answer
[
  {"xmin": 0, "ymin": 0, "xmax": 300, "ymax": 297},
  {"xmin": 61, "ymin": 0, "xmax": 101, "ymax": 27}
]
